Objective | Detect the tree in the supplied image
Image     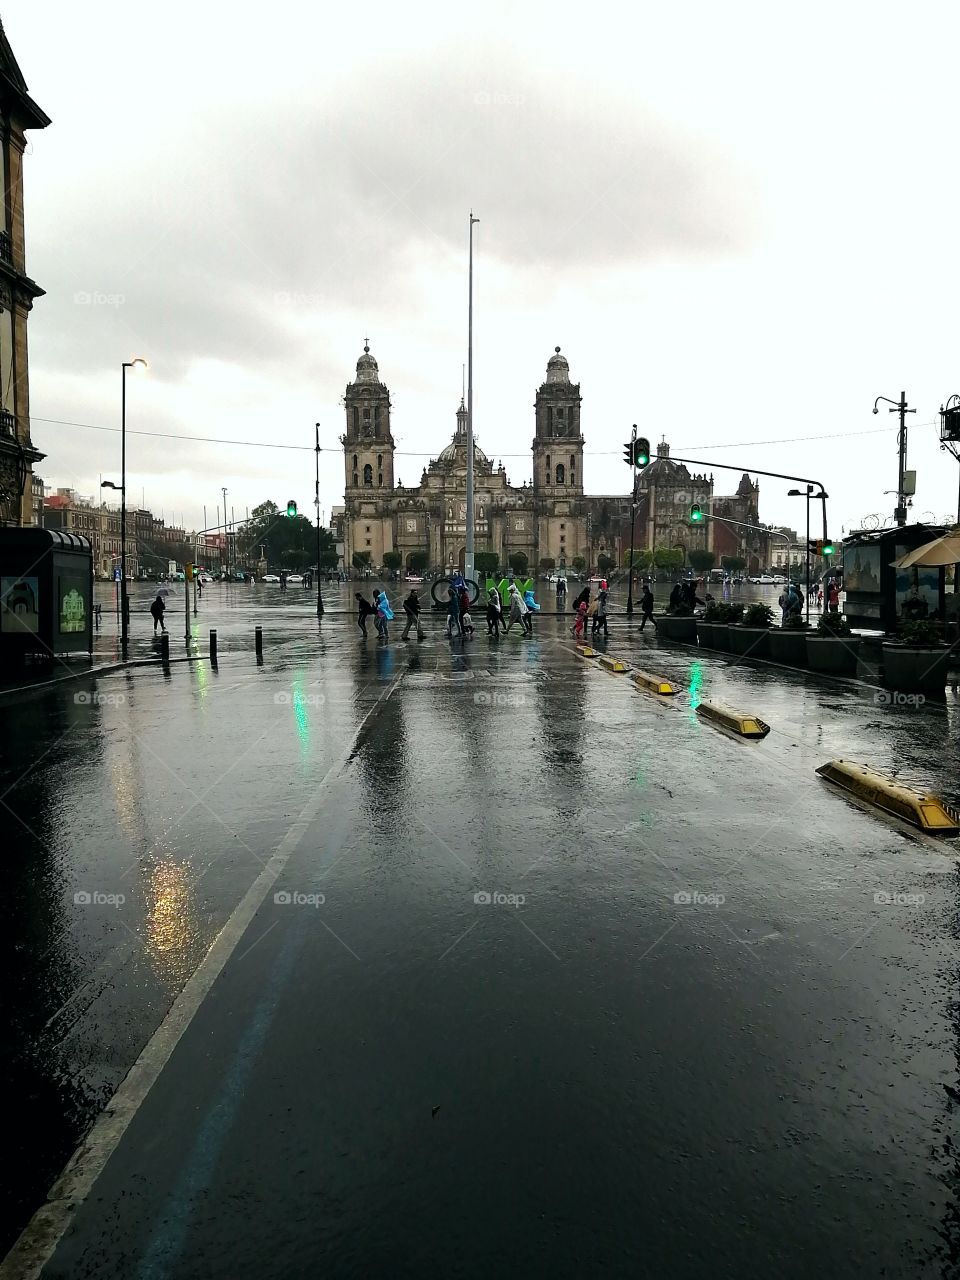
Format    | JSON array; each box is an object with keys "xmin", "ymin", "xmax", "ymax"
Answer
[
  {"xmin": 625, "ymin": 549, "xmax": 652, "ymax": 571},
  {"xmin": 282, "ymin": 549, "xmax": 309, "ymax": 569},
  {"xmin": 508, "ymin": 551, "xmax": 529, "ymax": 576},
  {"xmin": 382, "ymin": 551, "xmax": 402, "ymax": 572},
  {"xmin": 352, "ymin": 550, "xmax": 372, "ymax": 571},
  {"xmin": 539, "ymin": 556, "xmax": 556, "ymax": 571},
  {"xmin": 572, "ymin": 556, "xmax": 586, "ymax": 572},
  {"xmin": 597, "ymin": 553, "xmax": 615, "ymax": 574},
  {"xmin": 407, "ymin": 549, "xmax": 429, "ymax": 574},
  {"xmin": 653, "ymin": 546, "xmax": 684, "ymax": 571},
  {"xmin": 721, "ymin": 555, "xmax": 747, "ymax": 574},
  {"xmin": 688, "ymin": 549, "xmax": 716, "ymax": 573},
  {"xmin": 475, "ymin": 551, "xmax": 499, "ymax": 576}
]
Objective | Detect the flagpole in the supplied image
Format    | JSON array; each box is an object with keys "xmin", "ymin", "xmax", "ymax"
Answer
[{"xmin": 466, "ymin": 210, "xmax": 479, "ymax": 585}]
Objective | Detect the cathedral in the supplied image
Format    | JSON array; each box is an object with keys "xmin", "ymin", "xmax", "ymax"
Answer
[{"xmin": 340, "ymin": 343, "xmax": 589, "ymax": 573}]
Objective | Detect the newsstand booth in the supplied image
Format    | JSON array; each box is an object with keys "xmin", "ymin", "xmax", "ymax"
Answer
[
  {"xmin": 0, "ymin": 528, "xmax": 93, "ymax": 664},
  {"xmin": 842, "ymin": 524, "xmax": 947, "ymax": 633}
]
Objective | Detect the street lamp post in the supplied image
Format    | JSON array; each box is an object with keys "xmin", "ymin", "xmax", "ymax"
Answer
[
  {"xmin": 315, "ymin": 423, "xmax": 324, "ymax": 619},
  {"xmin": 114, "ymin": 358, "xmax": 148, "ymax": 656},
  {"xmin": 465, "ymin": 210, "xmax": 479, "ymax": 587},
  {"xmin": 873, "ymin": 392, "xmax": 915, "ymax": 527},
  {"xmin": 788, "ymin": 485, "xmax": 817, "ymax": 623}
]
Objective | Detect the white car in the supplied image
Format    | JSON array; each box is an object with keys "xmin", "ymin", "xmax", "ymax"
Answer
[
  {"xmin": 758, "ymin": 574, "xmax": 776, "ymax": 584},
  {"xmin": 405, "ymin": 574, "xmax": 425, "ymax": 583},
  {"xmin": 287, "ymin": 574, "xmax": 304, "ymax": 584},
  {"xmin": 263, "ymin": 574, "xmax": 280, "ymax": 583}
]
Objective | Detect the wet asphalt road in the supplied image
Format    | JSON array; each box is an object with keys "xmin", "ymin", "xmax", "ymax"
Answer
[{"xmin": 3, "ymin": 582, "xmax": 960, "ymax": 1277}]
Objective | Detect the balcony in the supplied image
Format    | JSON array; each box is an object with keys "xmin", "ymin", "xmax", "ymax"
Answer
[
  {"xmin": 0, "ymin": 408, "xmax": 14, "ymax": 439},
  {"xmin": 0, "ymin": 231, "xmax": 12, "ymax": 264}
]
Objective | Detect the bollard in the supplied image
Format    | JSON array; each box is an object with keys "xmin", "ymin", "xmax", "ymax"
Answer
[
  {"xmin": 210, "ymin": 629, "xmax": 218, "ymax": 663},
  {"xmin": 255, "ymin": 625, "xmax": 263, "ymax": 661},
  {"xmin": 160, "ymin": 632, "xmax": 169, "ymax": 662}
]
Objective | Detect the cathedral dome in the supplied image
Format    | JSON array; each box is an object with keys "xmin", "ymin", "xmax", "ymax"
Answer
[
  {"xmin": 545, "ymin": 346, "xmax": 570, "ymax": 384},
  {"xmin": 436, "ymin": 438, "xmax": 489, "ymax": 466},
  {"xmin": 354, "ymin": 342, "xmax": 380, "ymax": 384}
]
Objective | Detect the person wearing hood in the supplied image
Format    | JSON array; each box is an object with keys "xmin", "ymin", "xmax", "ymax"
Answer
[
  {"xmin": 373, "ymin": 589, "xmax": 392, "ymax": 640},
  {"xmin": 487, "ymin": 586, "xmax": 505, "ymax": 635},
  {"xmin": 505, "ymin": 583, "xmax": 529, "ymax": 635},
  {"xmin": 593, "ymin": 587, "xmax": 610, "ymax": 640},
  {"xmin": 401, "ymin": 588, "xmax": 424, "ymax": 640},
  {"xmin": 572, "ymin": 584, "xmax": 590, "ymax": 616},
  {"xmin": 640, "ymin": 582, "xmax": 656, "ymax": 632},
  {"xmin": 445, "ymin": 583, "xmax": 462, "ymax": 639}
]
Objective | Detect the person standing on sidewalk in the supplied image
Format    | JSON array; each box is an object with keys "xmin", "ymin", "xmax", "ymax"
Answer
[
  {"xmin": 356, "ymin": 592, "xmax": 375, "ymax": 635},
  {"xmin": 373, "ymin": 589, "xmax": 391, "ymax": 641},
  {"xmin": 486, "ymin": 586, "xmax": 504, "ymax": 635},
  {"xmin": 594, "ymin": 587, "xmax": 610, "ymax": 640},
  {"xmin": 556, "ymin": 576, "xmax": 567, "ymax": 610},
  {"xmin": 505, "ymin": 583, "xmax": 529, "ymax": 635},
  {"xmin": 445, "ymin": 583, "xmax": 462, "ymax": 639},
  {"xmin": 401, "ymin": 588, "xmax": 425, "ymax": 640},
  {"xmin": 150, "ymin": 592, "xmax": 166, "ymax": 634},
  {"xmin": 639, "ymin": 583, "xmax": 656, "ymax": 632}
]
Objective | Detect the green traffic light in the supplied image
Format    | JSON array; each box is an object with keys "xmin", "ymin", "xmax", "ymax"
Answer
[
  {"xmin": 822, "ymin": 541, "xmax": 834, "ymax": 556},
  {"xmin": 286, "ymin": 499, "xmax": 298, "ymax": 517},
  {"xmin": 690, "ymin": 504, "xmax": 703, "ymax": 522}
]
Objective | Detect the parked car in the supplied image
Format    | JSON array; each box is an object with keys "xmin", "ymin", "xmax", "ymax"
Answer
[
  {"xmin": 263, "ymin": 573, "xmax": 280, "ymax": 583},
  {"xmin": 405, "ymin": 574, "xmax": 425, "ymax": 583},
  {"xmin": 758, "ymin": 574, "xmax": 776, "ymax": 584},
  {"xmin": 287, "ymin": 574, "xmax": 304, "ymax": 584}
]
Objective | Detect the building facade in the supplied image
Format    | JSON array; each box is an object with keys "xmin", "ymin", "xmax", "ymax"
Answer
[
  {"xmin": 0, "ymin": 22, "xmax": 48, "ymax": 527},
  {"xmin": 340, "ymin": 344, "xmax": 590, "ymax": 573}
]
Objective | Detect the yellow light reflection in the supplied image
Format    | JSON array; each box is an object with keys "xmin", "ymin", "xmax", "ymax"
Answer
[{"xmin": 144, "ymin": 856, "xmax": 200, "ymax": 986}]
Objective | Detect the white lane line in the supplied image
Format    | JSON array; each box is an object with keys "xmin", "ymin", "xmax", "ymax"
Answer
[{"xmin": 0, "ymin": 668, "xmax": 406, "ymax": 1280}]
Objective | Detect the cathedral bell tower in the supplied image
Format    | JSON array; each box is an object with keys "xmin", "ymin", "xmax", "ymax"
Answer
[
  {"xmin": 532, "ymin": 347, "xmax": 583, "ymax": 497},
  {"xmin": 341, "ymin": 341, "xmax": 395, "ymax": 494}
]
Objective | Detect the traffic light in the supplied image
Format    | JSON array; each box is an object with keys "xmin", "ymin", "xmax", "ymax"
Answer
[
  {"xmin": 286, "ymin": 499, "xmax": 298, "ymax": 518},
  {"xmin": 634, "ymin": 437, "xmax": 650, "ymax": 467},
  {"xmin": 690, "ymin": 503, "xmax": 703, "ymax": 522},
  {"xmin": 185, "ymin": 562, "xmax": 194, "ymax": 581},
  {"xmin": 822, "ymin": 539, "xmax": 834, "ymax": 556},
  {"xmin": 623, "ymin": 442, "xmax": 634, "ymax": 467}
]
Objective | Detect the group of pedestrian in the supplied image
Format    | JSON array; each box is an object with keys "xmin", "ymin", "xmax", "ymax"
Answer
[
  {"xmin": 777, "ymin": 581, "xmax": 806, "ymax": 621},
  {"xmin": 355, "ymin": 588, "xmax": 395, "ymax": 640},
  {"xmin": 568, "ymin": 581, "xmax": 611, "ymax": 641}
]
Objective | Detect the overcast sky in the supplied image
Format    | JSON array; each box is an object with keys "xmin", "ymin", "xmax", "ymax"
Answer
[{"xmin": 7, "ymin": 0, "xmax": 960, "ymax": 539}]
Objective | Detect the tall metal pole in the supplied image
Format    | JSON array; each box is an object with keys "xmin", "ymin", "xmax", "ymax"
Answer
[
  {"xmin": 465, "ymin": 211, "xmax": 479, "ymax": 585},
  {"xmin": 626, "ymin": 423, "xmax": 638, "ymax": 616},
  {"xmin": 120, "ymin": 364, "xmax": 128, "ymax": 656},
  {"xmin": 896, "ymin": 391, "xmax": 907, "ymax": 527},
  {"xmin": 222, "ymin": 487, "xmax": 228, "ymax": 570},
  {"xmin": 805, "ymin": 485, "xmax": 811, "ymax": 624},
  {"xmin": 315, "ymin": 423, "xmax": 324, "ymax": 618}
]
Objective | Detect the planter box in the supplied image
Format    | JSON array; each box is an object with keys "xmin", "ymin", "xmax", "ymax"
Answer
[
  {"xmin": 696, "ymin": 620, "xmax": 716, "ymax": 647},
  {"xmin": 656, "ymin": 614, "xmax": 698, "ymax": 644},
  {"xmin": 768, "ymin": 627, "xmax": 809, "ymax": 667},
  {"xmin": 728, "ymin": 625, "xmax": 771, "ymax": 660},
  {"xmin": 806, "ymin": 634, "xmax": 861, "ymax": 675},
  {"xmin": 710, "ymin": 622, "xmax": 731, "ymax": 652},
  {"xmin": 881, "ymin": 642, "xmax": 952, "ymax": 693}
]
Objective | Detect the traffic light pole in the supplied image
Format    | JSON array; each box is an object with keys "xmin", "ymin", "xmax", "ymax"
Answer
[
  {"xmin": 315, "ymin": 423, "xmax": 324, "ymax": 619},
  {"xmin": 626, "ymin": 424, "xmax": 637, "ymax": 615},
  {"xmin": 658, "ymin": 455, "xmax": 829, "ymax": 541}
]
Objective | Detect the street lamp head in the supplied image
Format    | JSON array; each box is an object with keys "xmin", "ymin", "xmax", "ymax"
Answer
[
  {"xmin": 124, "ymin": 357, "xmax": 149, "ymax": 372},
  {"xmin": 872, "ymin": 407, "xmax": 879, "ymax": 415},
  {"xmin": 787, "ymin": 488, "xmax": 802, "ymax": 496}
]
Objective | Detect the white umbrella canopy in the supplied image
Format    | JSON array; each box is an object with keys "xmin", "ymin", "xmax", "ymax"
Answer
[{"xmin": 891, "ymin": 531, "xmax": 960, "ymax": 569}]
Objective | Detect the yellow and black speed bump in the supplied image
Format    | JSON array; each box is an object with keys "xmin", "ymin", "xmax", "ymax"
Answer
[
  {"xmin": 630, "ymin": 669, "xmax": 679, "ymax": 696},
  {"xmin": 816, "ymin": 759, "xmax": 960, "ymax": 836},
  {"xmin": 599, "ymin": 654, "xmax": 630, "ymax": 673},
  {"xmin": 576, "ymin": 644, "xmax": 599, "ymax": 658},
  {"xmin": 696, "ymin": 699, "xmax": 770, "ymax": 738}
]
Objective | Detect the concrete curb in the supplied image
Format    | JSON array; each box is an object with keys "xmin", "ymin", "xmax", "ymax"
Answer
[
  {"xmin": 0, "ymin": 654, "xmax": 201, "ymax": 700},
  {"xmin": 696, "ymin": 699, "xmax": 770, "ymax": 739},
  {"xmin": 816, "ymin": 759, "xmax": 960, "ymax": 835}
]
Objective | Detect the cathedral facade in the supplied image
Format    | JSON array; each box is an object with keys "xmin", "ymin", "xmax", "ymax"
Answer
[{"xmin": 340, "ymin": 344, "xmax": 589, "ymax": 573}]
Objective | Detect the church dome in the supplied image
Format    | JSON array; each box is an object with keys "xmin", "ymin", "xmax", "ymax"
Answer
[
  {"xmin": 354, "ymin": 342, "xmax": 380, "ymax": 384},
  {"xmin": 436, "ymin": 438, "xmax": 489, "ymax": 466},
  {"xmin": 545, "ymin": 346, "xmax": 570, "ymax": 383}
]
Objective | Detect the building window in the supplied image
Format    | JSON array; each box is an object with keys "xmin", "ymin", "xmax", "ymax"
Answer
[
  {"xmin": 570, "ymin": 454, "xmax": 575, "ymax": 469},
  {"xmin": 555, "ymin": 463, "xmax": 565, "ymax": 485},
  {"xmin": 353, "ymin": 454, "xmax": 358, "ymax": 469},
  {"xmin": 363, "ymin": 464, "xmax": 373, "ymax": 486},
  {"xmin": 377, "ymin": 475, "xmax": 383, "ymax": 487},
  {"xmin": 560, "ymin": 522, "xmax": 566, "ymax": 530},
  {"xmin": 363, "ymin": 407, "xmax": 370, "ymax": 422},
  {"xmin": 377, "ymin": 454, "xmax": 383, "ymax": 468},
  {"xmin": 365, "ymin": 538, "xmax": 371, "ymax": 547},
  {"xmin": 557, "ymin": 407, "xmax": 564, "ymax": 420},
  {"xmin": 353, "ymin": 408, "xmax": 359, "ymax": 430},
  {"xmin": 560, "ymin": 534, "xmax": 566, "ymax": 544},
  {"xmin": 365, "ymin": 525, "xmax": 371, "ymax": 533},
  {"xmin": 353, "ymin": 472, "xmax": 358, "ymax": 487},
  {"xmin": 546, "ymin": 455, "xmax": 551, "ymax": 471}
]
